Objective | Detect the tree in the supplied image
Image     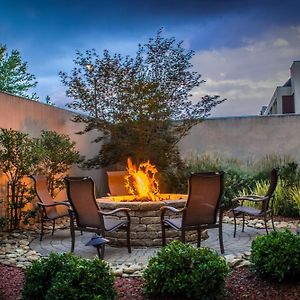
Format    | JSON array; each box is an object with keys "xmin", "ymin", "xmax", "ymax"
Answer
[
  {"xmin": 0, "ymin": 128, "xmax": 41, "ymax": 229},
  {"xmin": 37, "ymin": 130, "xmax": 81, "ymax": 196},
  {"xmin": 45, "ymin": 95, "xmax": 55, "ymax": 106},
  {"xmin": 60, "ymin": 30, "xmax": 225, "ymax": 173},
  {"xmin": 0, "ymin": 44, "xmax": 38, "ymax": 99}
]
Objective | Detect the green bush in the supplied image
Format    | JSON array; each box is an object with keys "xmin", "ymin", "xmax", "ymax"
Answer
[
  {"xmin": 251, "ymin": 230, "xmax": 300, "ymax": 282},
  {"xmin": 165, "ymin": 153, "xmax": 300, "ymax": 217},
  {"xmin": 143, "ymin": 241, "xmax": 229, "ymax": 299},
  {"xmin": 22, "ymin": 253, "xmax": 117, "ymax": 300}
]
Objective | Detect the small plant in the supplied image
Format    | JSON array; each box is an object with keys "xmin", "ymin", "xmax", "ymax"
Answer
[
  {"xmin": 22, "ymin": 252, "xmax": 117, "ymax": 300},
  {"xmin": 37, "ymin": 130, "xmax": 81, "ymax": 197},
  {"xmin": 0, "ymin": 128, "xmax": 41, "ymax": 229},
  {"xmin": 251, "ymin": 230, "xmax": 300, "ymax": 282},
  {"xmin": 291, "ymin": 187, "xmax": 300, "ymax": 215},
  {"xmin": 143, "ymin": 241, "xmax": 229, "ymax": 299}
]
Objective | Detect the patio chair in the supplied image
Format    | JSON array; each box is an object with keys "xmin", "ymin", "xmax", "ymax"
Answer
[
  {"xmin": 107, "ymin": 171, "xmax": 129, "ymax": 196},
  {"xmin": 231, "ymin": 168, "xmax": 278, "ymax": 237},
  {"xmin": 64, "ymin": 176, "xmax": 131, "ymax": 258},
  {"xmin": 31, "ymin": 175, "xmax": 70, "ymax": 241},
  {"xmin": 160, "ymin": 171, "xmax": 225, "ymax": 254}
]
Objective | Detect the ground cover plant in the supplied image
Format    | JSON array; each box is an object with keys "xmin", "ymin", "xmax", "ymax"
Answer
[
  {"xmin": 143, "ymin": 241, "xmax": 229, "ymax": 299},
  {"xmin": 22, "ymin": 252, "xmax": 117, "ymax": 300}
]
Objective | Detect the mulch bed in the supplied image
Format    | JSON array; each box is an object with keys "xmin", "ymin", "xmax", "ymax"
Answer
[{"xmin": 1, "ymin": 265, "xmax": 300, "ymax": 300}]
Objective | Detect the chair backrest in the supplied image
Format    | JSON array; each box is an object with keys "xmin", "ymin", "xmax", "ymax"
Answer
[
  {"xmin": 107, "ymin": 171, "xmax": 129, "ymax": 196},
  {"xmin": 65, "ymin": 177, "xmax": 104, "ymax": 229},
  {"xmin": 262, "ymin": 168, "xmax": 278, "ymax": 211},
  {"xmin": 31, "ymin": 175, "xmax": 57, "ymax": 217},
  {"xmin": 183, "ymin": 172, "xmax": 224, "ymax": 227}
]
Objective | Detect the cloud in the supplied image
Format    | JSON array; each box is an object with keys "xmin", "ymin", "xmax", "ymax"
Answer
[
  {"xmin": 191, "ymin": 25, "xmax": 300, "ymax": 117},
  {"xmin": 272, "ymin": 38, "xmax": 289, "ymax": 47}
]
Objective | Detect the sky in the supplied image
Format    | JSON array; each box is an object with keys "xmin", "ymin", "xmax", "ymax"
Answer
[{"xmin": 1, "ymin": 0, "xmax": 300, "ymax": 117}]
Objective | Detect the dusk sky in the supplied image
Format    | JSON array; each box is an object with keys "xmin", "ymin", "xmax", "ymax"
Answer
[{"xmin": 1, "ymin": 0, "xmax": 300, "ymax": 117}]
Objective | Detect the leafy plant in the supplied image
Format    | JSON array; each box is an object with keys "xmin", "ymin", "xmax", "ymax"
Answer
[
  {"xmin": 37, "ymin": 130, "xmax": 81, "ymax": 197},
  {"xmin": 167, "ymin": 153, "xmax": 300, "ymax": 216},
  {"xmin": 0, "ymin": 128, "xmax": 41, "ymax": 229},
  {"xmin": 0, "ymin": 44, "xmax": 38, "ymax": 99},
  {"xmin": 143, "ymin": 241, "xmax": 229, "ymax": 299},
  {"xmin": 290, "ymin": 187, "xmax": 300, "ymax": 216},
  {"xmin": 22, "ymin": 252, "xmax": 117, "ymax": 300},
  {"xmin": 60, "ymin": 30, "xmax": 225, "ymax": 174},
  {"xmin": 251, "ymin": 230, "xmax": 300, "ymax": 282}
]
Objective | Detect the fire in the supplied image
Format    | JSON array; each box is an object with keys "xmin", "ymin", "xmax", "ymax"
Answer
[{"xmin": 125, "ymin": 158, "xmax": 160, "ymax": 201}]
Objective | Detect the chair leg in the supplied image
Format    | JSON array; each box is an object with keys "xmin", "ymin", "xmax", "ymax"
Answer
[
  {"xmin": 127, "ymin": 225, "xmax": 131, "ymax": 254},
  {"xmin": 181, "ymin": 229, "xmax": 185, "ymax": 244},
  {"xmin": 219, "ymin": 224, "xmax": 224, "ymax": 254},
  {"xmin": 197, "ymin": 228, "xmax": 201, "ymax": 248},
  {"xmin": 40, "ymin": 218, "xmax": 44, "ymax": 241},
  {"xmin": 233, "ymin": 211, "xmax": 237, "ymax": 238},
  {"xmin": 70, "ymin": 217, "xmax": 75, "ymax": 253},
  {"xmin": 264, "ymin": 216, "xmax": 269, "ymax": 234},
  {"xmin": 96, "ymin": 243, "xmax": 106, "ymax": 259},
  {"xmin": 52, "ymin": 220, "xmax": 56, "ymax": 236},
  {"xmin": 242, "ymin": 213, "xmax": 245, "ymax": 232},
  {"xmin": 161, "ymin": 222, "xmax": 166, "ymax": 247},
  {"xmin": 271, "ymin": 214, "xmax": 276, "ymax": 231}
]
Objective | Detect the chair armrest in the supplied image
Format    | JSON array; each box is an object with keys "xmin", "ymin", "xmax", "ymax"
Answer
[
  {"xmin": 232, "ymin": 195, "xmax": 268, "ymax": 203},
  {"xmin": 100, "ymin": 208, "xmax": 130, "ymax": 216},
  {"xmin": 38, "ymin": 202, "xmax": 70, "ymax": 208},
  {"xmin": 54, "ymin": 200, "xmax": 69, "ymax": 204},
  {"xmin": 99, "ymin": 208, "xmax": 130, "ymax": 223},
  {"xmin": 160, "ymin": 206, "xmax": 185, "ymax": 214}
]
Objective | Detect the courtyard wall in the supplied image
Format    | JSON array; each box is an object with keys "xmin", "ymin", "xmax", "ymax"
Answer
[
  {"xmin": 2, "ymin": 91, "xmax": 300, "ymax": 201},
  {"xmin": 0, "ymin": 92, "xmax": 105, "ymax": 201},
  {"xmin": 179, "ymin": 114, "xmax": 300, "ymax": 162}
]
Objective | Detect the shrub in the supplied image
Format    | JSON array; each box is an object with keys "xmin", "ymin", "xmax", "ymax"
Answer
[
  {"xmin": 37, "ymin": 130, "xmax": 82, "ymax": 197},
  {"xmin": 143, "ymin": 241, "xmax": 229, "ymax": 299},
  {"xmin": 0, "ymin": 128, "xmax": 41, "ymax": 230},
  {"xmin": 251, "ymin": 230, "xmax": 300, "ymax": 282},
  {"xmin": 22, "ymin": 252, "xmax": 117, "ymax": 300}
]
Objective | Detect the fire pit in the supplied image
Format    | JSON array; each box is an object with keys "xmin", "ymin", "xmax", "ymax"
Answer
[
  {"xmin": 97, "ymin": 195, "xmax": 206, "ymax": 246},
  {"xmin": 97, "ymin": 159, "xmax": 207, "ymax": 247}
]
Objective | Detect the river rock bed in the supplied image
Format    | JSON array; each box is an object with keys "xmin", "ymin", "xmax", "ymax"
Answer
[{"xmin": 0, "ymin": 217, "xmax": 299, "ymax": 277}]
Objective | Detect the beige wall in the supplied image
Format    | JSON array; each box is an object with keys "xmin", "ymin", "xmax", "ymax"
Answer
[
  {"xmin": 0, "ymin": 92, "xmax": 106, "ymax": 197},
  {"xmin": 2, "ymin": 91, "xmax": 300, "ymax": 200},
  {"xmin": 179, "ymin": 114, "xmax": 300, "ymax": 162}
]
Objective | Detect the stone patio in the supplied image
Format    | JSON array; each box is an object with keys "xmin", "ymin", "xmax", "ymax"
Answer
[{"xmin": 30, "ymin": 223, "xmax": 263, "ymax": 265}]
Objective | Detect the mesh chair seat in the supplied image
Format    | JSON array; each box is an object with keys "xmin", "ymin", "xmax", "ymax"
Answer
[
  {"xmin": 104, "ymin": 218, "xmax": 129, "ymax": 231},
  {"xmin": 233, "ymin": 206, "xmax": 263, "ymax": 216},
  {"xmin": 163, "ymin": 218, "xmax": 182, "ymax": 230}
]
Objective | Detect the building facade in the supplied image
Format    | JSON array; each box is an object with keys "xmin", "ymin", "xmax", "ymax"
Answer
[{"xmin": 263, "ymin": 61, "xmax": 300, "ymax": 115}]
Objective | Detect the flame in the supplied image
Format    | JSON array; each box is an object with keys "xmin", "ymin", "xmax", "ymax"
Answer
[{"xmin": 125, "ymin": 157, "xmax": 160, "ymax": 201}]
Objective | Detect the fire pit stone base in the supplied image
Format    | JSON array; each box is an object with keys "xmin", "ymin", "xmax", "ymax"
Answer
[{"xmin": 98, "ymin": 196, "xmax": 208, "ymax": 247}]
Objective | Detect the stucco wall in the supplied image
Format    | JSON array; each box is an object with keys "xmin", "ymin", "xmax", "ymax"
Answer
[
  {"xmin": 0, "ymin": 92, "xmax": 105, "ymax": 198},
  {"xmin": 179, "ymin": 114, "xmax": 300, "ymax": 162},
  {"xmin": 2, "ymin": 91, "xmax": 300, "ymax": 201}
]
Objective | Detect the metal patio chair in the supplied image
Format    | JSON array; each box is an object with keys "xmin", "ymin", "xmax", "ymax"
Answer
[
  {"xmin": 161, "ymin": 171, "xmax": 225, "ymax": 253},
  {"xmin": 231, "ymin": 168, "xmax": 278, "ymax": 237},
  {"xmin": 31, "ymin": 175, "xmax": 69, "ymax": 241},
  {"xmin": 65, "ymin": 176, "xmax": 131, "ymax": 258}
]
